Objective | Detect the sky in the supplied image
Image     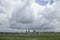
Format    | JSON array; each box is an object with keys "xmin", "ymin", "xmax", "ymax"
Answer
[{"xmin": 0, "ymin": 0, "xmax": 60, "ymax": 32}]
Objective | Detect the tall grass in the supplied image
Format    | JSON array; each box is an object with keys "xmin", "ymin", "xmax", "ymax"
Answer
[{"xmin": 0, "ymin": 33, "xmax": 60, "ymax": 40}]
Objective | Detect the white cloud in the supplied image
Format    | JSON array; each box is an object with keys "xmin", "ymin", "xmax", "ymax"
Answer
[{"xmin": 0, "ymin": 0, "xmax": 60, "ymax": 32}]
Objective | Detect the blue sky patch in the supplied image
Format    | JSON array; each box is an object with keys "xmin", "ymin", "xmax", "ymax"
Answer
[{"xmin": 36, "ymin": 0, "xmax": 54, "ymax": 6}]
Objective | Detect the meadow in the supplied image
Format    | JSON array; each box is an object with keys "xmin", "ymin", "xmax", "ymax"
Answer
[{"xmin": 0, "ymin": 33, "xmax": 60, "ymax": 40}]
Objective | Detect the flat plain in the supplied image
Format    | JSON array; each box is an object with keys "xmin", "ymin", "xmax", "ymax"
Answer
[{"xmin": 0, "ymin": 33, "xmax": 60, "ymax": 40}]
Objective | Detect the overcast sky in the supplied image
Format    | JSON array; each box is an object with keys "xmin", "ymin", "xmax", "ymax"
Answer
[{"xmin": 0, "ymin": 0, "xmax": 60, "ymax": 32}]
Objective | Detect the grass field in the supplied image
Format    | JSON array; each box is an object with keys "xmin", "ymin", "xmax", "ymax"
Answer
[{"xmin": 0, "ymin": 33, "xmax": 60, "ymax": 40}]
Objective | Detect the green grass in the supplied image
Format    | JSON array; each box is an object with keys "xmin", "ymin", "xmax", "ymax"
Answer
[{"xmin": 0, "ymin": 33, "xmax": 60, "ymax": 40}]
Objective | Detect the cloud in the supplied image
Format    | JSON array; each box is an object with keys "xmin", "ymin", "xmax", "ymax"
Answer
[{"xmin": 0, "ymin": 0, "xmax": 60, "ymax": 32}]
